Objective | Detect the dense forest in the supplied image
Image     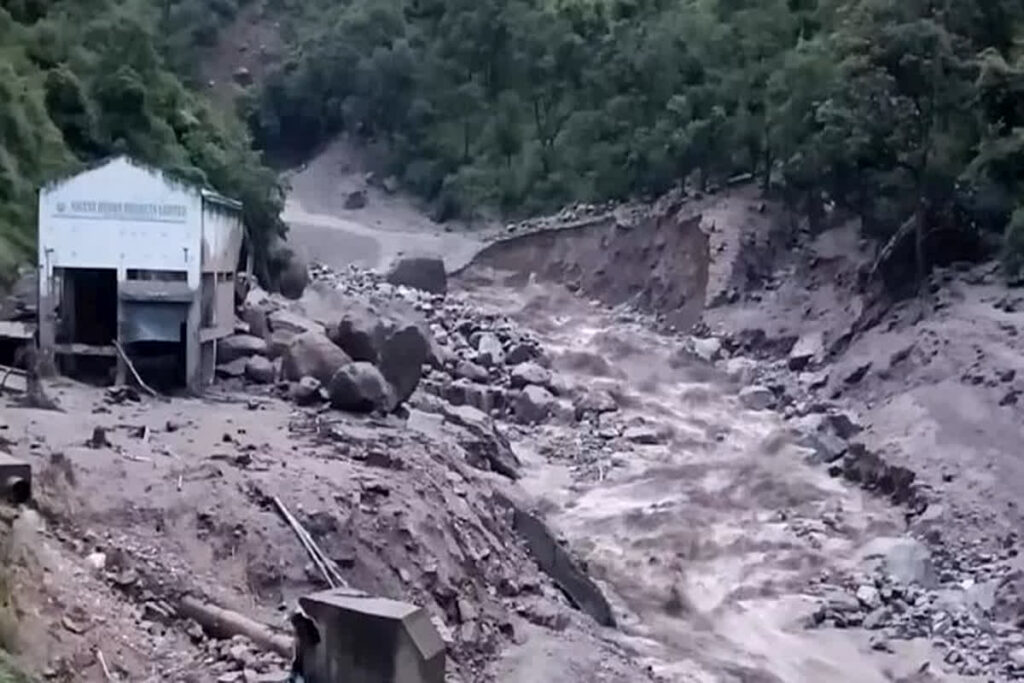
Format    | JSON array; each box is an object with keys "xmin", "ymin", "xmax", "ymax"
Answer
[
  {"xmin": 253, "ymin": 0, "xmax": 1024, "ymax": 277},
  {"xmin": 2, "ymin": 0, "xmax": 1023, "ymax": 285},
  {"xmin": 0, "ymin": 0, "xmax": 285, "ymax": 283}
]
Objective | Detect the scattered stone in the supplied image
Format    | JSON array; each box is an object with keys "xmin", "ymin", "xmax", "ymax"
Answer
[
  {"xmin": 475, "ymin": 333, "xmax": 505, "ymax": 367},
  {"xmin": 739, "ymin": 385, "xmax": 774, "ymax": 410},
  {"xmin": 856, "ymin": 584, "xmax": 881, "ymax": 609},
  {"xmin": 217, "ymin": 358, "xmax": 249, "ymax": 378},
  {"xmin": 244, "ymin": 356, "xmax": 275, "ymax": 384},
  {"xmin": 328, "ymin": 362, "xmax": 395, "ymax": 413},
  {"xmin": 800, "ymin": 430, "xmax": 848, "ymax": 464},
  {"xmin": 282, "ymin": 331, "xmax": 352, "ymax": 385},
  {"xmin": 690, "ymin": 337, "xmax": 722, "ymax": 362},
  {"xmin": 344, "ymin": 189, "xmax": 367, "ymax": 210},
  {"xmin": 826, "ymin": 412, "xmax": 863, "ymax": 440},
  {"xmin": 289, "ymin": 376, "xmax": 323, "ymax": 405},
  {"xmin": 514, "ymin": 386, "xmax": 556, "ymax": 424},
  {"xmin": 860, "ymin": 537, "xmax": 937, "ymax": 588},
  {"xmin": 509, "ymin": 362, "xmax": 551, "ymax": 390},
  {"xmin": 789, "ymin": 331, "xmax": 824, "ymax": 370},
  {"xmin": 385, "ymin": 255, "xmax": 448, "ymax": 295},
  {"xmin": 799, "ymin": 370, "xmax": 830, "ymax": 390},
  {"xmin": 454, "ymin": 360, "xmax": 489, "ymax": 383},
  {"xmin": 505, "ymin": 343, "xmax": 539, "ymax": 366},
  {"xmin": 863, "ymin": 607, "xmax": 888, "ymax": 630},
  {"xmin": 573, "ymin": 389, "xmax": 618, "ymax": 417},
  {"xmin": 232, "ymin": 66, "xmax": 252, "ymax": 85},
  {"xmin": 844, "ymin": 362, "xmax": 872, "ymax": 385},
  {"xmin": 623, "ymin": 425, "xmax": 665, "ymax": 445},
  {"xmin": 217, "ymin": 334, "xmax": 268, "ymax": 364}
]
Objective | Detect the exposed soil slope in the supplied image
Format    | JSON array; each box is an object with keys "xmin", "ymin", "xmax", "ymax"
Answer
[{"xmin": 461, "ymin": 207, "xmax": 709, "ymax": 331}]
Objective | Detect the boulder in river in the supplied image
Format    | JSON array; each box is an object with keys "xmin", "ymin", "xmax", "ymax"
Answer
[
  {"xmin": 510, "ymin": 361, "xmax": 551, "ymax": 390},
  {"xmin": 385, "ymin": 255, "xmax": 447, "ymax": 295},
  {"xmin": 739, "ymin": 385, "xmax": 774, "ymax": 410},
  {"xmin": 514, "ymin": 385, "xmax": 556, "ymax": 424}
]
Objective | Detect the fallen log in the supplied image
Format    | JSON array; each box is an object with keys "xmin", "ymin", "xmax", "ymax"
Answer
[{"xmin": 178, "ymin": 596, "xmax": 293, "ymax": 657}]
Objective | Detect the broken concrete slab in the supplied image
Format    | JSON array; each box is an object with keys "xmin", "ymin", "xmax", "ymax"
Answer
[
  {"xmin": 496, "ymin": 500, "xmax": 615, "ymax": 628},
  {"xmin": 295, "ymin": 588, "xmax": 445, "ymax": 683}
]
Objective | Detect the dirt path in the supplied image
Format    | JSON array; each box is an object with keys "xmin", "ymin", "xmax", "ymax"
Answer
[{"xmin": 283, "ymin": 138, "xmax": 484, "ymax": 272}]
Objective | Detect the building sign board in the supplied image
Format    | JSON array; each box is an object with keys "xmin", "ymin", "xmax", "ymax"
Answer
[{"xmin": 54, "ymin": 200, "xmax": 188, "ymax": 223}]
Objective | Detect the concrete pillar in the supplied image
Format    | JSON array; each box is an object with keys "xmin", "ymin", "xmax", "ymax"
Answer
[
  {"xmin": 294, "ymin": 589, "xmax": 445, "ymax": 683},
  {"xmin": 115, "ymin": 266, "xmax": 126, "ymax": 385},
  {"xmin": 36, "ymin": 258, "xmax": 56, "ymax": 374},
  {"xmin": 185, "ymin": 298, "xmax": 201, "ymax": 393}
]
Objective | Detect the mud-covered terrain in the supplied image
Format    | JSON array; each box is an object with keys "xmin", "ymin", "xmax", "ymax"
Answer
[{"xmin": 4, "ymin": 145, "xmax": 1024, "ymax": 682}]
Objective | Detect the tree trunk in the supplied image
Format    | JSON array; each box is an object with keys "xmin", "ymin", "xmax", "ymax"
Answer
[{"xmin": 915, "ymin": 201, "xmax": 926, "ymax": 295}]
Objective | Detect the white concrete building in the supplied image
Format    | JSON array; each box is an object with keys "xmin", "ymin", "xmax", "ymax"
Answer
[{"xmin": 37, "ymin": 156, "xmax": 245, "ymax": 391}]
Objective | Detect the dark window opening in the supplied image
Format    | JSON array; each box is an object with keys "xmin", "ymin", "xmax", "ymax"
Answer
[{"xmin": 126, "ymin": 269, "xmax": 187, "ymax": 282}]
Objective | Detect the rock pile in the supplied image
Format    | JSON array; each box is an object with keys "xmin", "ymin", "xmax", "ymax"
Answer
[{"xmin": 809, "ymin": 535, "xmax": 1024, "ymax": 679}]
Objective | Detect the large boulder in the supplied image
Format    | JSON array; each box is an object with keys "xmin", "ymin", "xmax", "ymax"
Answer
[
  {"xmin": 510, "ymin": 362, "xmax": 551, "ymax": 390},
  {"xmin": 739, "ymin": 385, "xmax": 774, "ymax": 410},
  {"xmin": 330, "ymin": 307, "xmax": 390, "ymax": 363},
  {"xmin": 217, "ymin": 334, "xmax": 268, "ymax": 364},
  {"xmin": 282, "ymin": 331, "xmax": 352, "ymax": 385},
  {"xmin": 378, "ymin": 324, "xmax": 430, "ymax": 404},
  {"xmin": 278, "ymin": 255, "xmax": 310, "ymax": 300},
  {"xmin": 244, "ymin": 355, "xmax": 276, "ymax": 384},
  {"xmin": 573, "ymin": 389, "xmax": 618, "ymax": 418},
  {"xmin": 858, "ymin": 537, "xmax": 936, "ymax": 588},
  {"xmin": 328, "ymin": 362, "xmax": 395, "ymax": 413},
  {"xmin": 789, "ymin": 331, "xmax": 825, "ymax": 371},
  {"xmin": 385, "ymin": 255, "xmax": 448, "ymax": 295},
  {"xmin": 514, "ymin": 386, "xmax": 556, "ymax": 424},
  {"xmin": 268, "ymin": 309, "xmax": 323, "ymax": 336}
]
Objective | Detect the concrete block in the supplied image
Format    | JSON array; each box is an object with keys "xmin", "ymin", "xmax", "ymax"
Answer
[{"xmin": 295, "ymin": 589, "xmax": 445, "ymax": 683}]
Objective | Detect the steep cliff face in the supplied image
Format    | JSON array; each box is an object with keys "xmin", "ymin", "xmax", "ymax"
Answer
[{"xmin": 457, "ymin": 208, "xmax": 710, "ymax": 332}]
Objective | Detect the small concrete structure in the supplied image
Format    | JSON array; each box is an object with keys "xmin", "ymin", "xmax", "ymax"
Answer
[
  {"xmin": 37, "ymin": 156, "xmax": 244, "ymax": 392},
  {"xmin": 294, "ymin": 589, "xmax": 445, "ymax": 683},
  {"xmin": 0, "ymin": 453, "xmax": 31, "ymax": 505}
]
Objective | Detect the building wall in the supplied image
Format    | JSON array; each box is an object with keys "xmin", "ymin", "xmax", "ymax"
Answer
[
  {"xmin": 38, "ymin": 157, "xmax": 203, "ymax": 289},
  {"xmin": 36, "ymin": 157, "xmax": 244, "ymax": 393},
  {"xmin": 201, "ymin": 198, "xmax": 244, "ymax": 275}
]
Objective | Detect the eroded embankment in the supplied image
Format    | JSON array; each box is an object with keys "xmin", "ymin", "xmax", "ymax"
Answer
[{"xmin": 458, "ymin": 208, "xmax": 710, "ymax": 331}]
